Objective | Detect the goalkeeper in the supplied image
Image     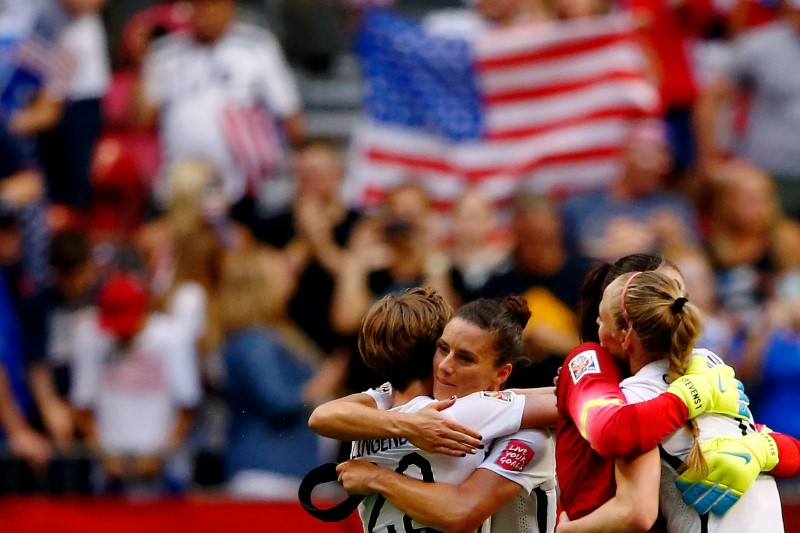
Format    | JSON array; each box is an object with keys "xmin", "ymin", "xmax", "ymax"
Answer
[{"xmin": 559, "ymin": 265, "xmax": 799, "ymax": 533}]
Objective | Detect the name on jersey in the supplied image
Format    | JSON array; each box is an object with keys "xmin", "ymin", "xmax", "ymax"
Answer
[
  {"xmin": 480, "ymin": 391, "xmax": 512, "ymax": 403},
  {"xmin": 569, "ymin": 350, "xmax": 601, "ymax": 384},
  {"xmin": 352, "ymin": 437, "xmax": 408, "ymax": 459},
  {"xmin": 495, "ymin": 440, "xmax": 534, "ymax": 472}
]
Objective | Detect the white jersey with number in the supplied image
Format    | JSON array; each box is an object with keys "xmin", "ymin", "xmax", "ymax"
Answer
[
  {"xmin": 619, "ymin": 349, "xmax": 784, "ymax": 533},
  {"xmin": 479, "ymin": 429, "xmax": 557, "ymax": 533},
  {"xmin": 352, "ymin": 390, "xmax": 526, "ymax": 533}
]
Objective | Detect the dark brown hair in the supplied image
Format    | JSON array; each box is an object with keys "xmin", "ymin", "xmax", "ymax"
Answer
[
  {"xmin": 579, "ymin": 254, "xmax": 676, "ymax": 343},
  {"xmin": 455, "ymin": 296, "xmax": 532, "ymax": 367}
]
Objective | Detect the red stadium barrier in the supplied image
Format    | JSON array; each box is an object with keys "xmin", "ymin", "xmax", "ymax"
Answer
[
  {"xmin": 0, "ymin": 497, "xmax": 798, "ymax": 532},
  {"xmin": 0, "ymin": 497, "xmax": 363, "ymax": 533}
]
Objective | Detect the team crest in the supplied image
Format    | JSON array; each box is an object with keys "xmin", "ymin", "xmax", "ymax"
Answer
[
  {"xmin": 480, "ymin": 391, "xmax": 513, "ymax": 403},
  {"xmin": 569, "ymin": 350, "xmax": 601, "ymax": 384}
]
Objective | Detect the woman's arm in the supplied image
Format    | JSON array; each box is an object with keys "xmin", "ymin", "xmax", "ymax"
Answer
[
  {"xmin": 338, "ymin": 461, "xmax": 522, "ymax": 533},
  {"xmin": 309, "ymin": 393, "xmax": 483, "ymax": 457},
  {"xmin": 557, "ymin": 449, "xmax": 660, "ymax": 533},
  {"xmin": 563, "ymin": 347, "xmax": 746, "ymax": 458},
  {"xmin": 516, "ymin": 388, "xmax": 558, "ymax": 428}
]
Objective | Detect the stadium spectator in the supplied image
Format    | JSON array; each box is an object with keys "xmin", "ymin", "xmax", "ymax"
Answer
[
  {"xmin": 703, "ymin": 160, "xmax": 800, "ymax": 336},
  {"xmin": 135, "ymin": 159, "xmax": 251, "ymax": 298},
  {"xmin": 134, "ymin": 0, "xmax": 305, "ymax": 231},
  {"xmin": 26, "ymin": 229, "xmax": 97, "ymax": 452},
  {"xmin": 737, "ymin": 271, "xmax": 800, "ymax": 438},
  {"xmin": 218, "ymin": 247, "xmax": 345, "ymax": 499},
  {"xmin": 331, "ymin": 183, "xmax": 458, "ymax": 334},
  {"xmin": 447, "ymin": 189, "xmax": 510, "ymax": 303},
  {"xmin": 0, "ymin": 213, "xmax": 50, "ymax": 470},
  {"xmin": 1, "ymin": 0, "xmax": 72, "ymax": 142},
  {"xmin": 38, "ymin": 0, "xmax": 110, "ymax": 211},
  {"xmin": 479, "ymin": 193, "xmax": 588, "ymax": 387},
  {"xmin": 696, "ymin": 3, "xmax": 800, "ymax": 219},
  {"xmin": 71, "ymin": 273, "xmax": 201, "ymax": 493},
  {"xmin": 256, "ymin": 141, "xmax": 361, "ymax": 357},
  {"xmin": 561, "ymin": 120, "xmax": 700, "ymax": 263}
]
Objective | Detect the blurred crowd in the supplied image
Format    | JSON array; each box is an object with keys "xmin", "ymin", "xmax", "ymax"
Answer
[{"xmin": 1, "ymin": 0, "xmax": 800, "ymax": 499}]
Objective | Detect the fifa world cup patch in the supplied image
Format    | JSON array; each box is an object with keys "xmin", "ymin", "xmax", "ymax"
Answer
[
  {"xmin": 480, "ymin": 391, "xmax": 513, "ymax": 402},
  {"xmin": 375, "ymin": 382, "xmax": 393, "ymax": 396},
  {"xmin": 495, "ymin": 440, "xmax": 534, "ymax": 472},
  {"xmin": 568, "ymin": 350, "xmax": 601, "ymax": 384}
]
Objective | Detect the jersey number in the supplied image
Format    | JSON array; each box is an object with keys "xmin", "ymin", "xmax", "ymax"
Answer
[{"xmin": 366, "ymin": 452, "xmax": 444, "ymax": 533}]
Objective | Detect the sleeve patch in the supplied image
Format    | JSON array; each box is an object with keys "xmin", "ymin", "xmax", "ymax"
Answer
[
  {"xmin": 569, "ymin": 350, "xmax": 601, "ymax": 384},
  {"xmin": 375, "ymin": 382, "xmax": 393, "ymax": 395},
  {"xmin": 495, "ymin": 439, "xmax": 535, "ymax": 472},
  {"xmin": 480, "ymin": 390, "xmax": 513, "ymax": 402}
]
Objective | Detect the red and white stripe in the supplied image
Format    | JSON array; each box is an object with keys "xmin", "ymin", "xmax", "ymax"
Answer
[
  {"xmin": 345, "ymin": 13, "xmax": 661, "ymax": 217},
  {"xmin": 220, "ymin": 104, "xmax": 284, "ymax": 193}
]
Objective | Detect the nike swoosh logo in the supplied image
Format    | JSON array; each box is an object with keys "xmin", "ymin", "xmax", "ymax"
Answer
[
  {"xmin": 719, "ymin": 451, "xmax": 751, "ymax": 464},
  {"xmin": 717, "ymin": 374, "xmax": 726, "ymax": 394}
]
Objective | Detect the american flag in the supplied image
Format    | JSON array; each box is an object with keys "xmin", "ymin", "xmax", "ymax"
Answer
[
  {"xmin": 343, "ymin": 9, "xmax": 661, "ymax": 215},
  {"xmin": 220, "ymin": 103, "xmax": 285, "ymax": 194}
]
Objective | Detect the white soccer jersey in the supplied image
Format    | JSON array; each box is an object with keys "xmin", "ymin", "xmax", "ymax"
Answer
[
  {"xmin": 143, "ymin": 23, "xmax": 301, "ymax": 205},
  {"xmin": 619, "ymin": 350, "xmax": 784, "ymax": 533},
  {"xmin": 351, "ymin": 391, "xmax": 526, "ymax": 533},
  {"xmin": 479, "ymin": 429, "xmax": 557, "ymax": 533}
]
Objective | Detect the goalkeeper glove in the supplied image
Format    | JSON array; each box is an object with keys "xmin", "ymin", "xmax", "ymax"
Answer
[
  {"xmin": 676, "ymin": 431, "xmax": 779, "ymax": 516},
  {"xmin": 667, "ymin": 355, "xmax": 751, "ymax": 420}
]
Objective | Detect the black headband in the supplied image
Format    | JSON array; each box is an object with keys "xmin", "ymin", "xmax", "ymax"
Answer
[
  {"xmin": 671, "ymin": 297, "xmax": 688, "ymax": 313},
  {"xmin": 298, "ymin": 463, "xmax": 363, "ymax": 522}
]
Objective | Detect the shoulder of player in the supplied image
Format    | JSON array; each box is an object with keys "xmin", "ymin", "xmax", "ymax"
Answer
[
  {"xmin": 560, "ymin": 343, "xmax": 621, "ymax": 390},
  {"xmin": 493, "ymin": 428, "xmax": 553, "ymax": 453}
]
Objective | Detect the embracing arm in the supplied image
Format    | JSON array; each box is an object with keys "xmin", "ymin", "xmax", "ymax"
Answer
[
  {"xmin": 309, "ymin": 393, "xmax": 482, "ymax": 456},
  {"xmin": 566, "ymin": 351, "xmax": 746, "ymax": 458},
  {"xmin": 557, "ymin": 449, "xmax": 660, "ymax": 533},
  {"xmin": 338, "ymin": 461, "xmax": 522, "ymax": 533},
  {"xmin": 514, "ymin": 388, "xmax": 558, "ymax": 428}
]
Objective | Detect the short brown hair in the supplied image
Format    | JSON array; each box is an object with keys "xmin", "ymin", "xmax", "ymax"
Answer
[{"xmin": 358, "ymin": 287, "xmax": 453, "ymax": 391}]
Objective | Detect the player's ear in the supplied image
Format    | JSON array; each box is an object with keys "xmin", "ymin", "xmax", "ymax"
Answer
[{"xmin": 493, "ymin": 362, "xmax": 513, "ymax": 389}]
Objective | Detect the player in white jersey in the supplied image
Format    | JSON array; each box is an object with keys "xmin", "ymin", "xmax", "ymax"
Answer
[
  {"xmin": 620, "ymin": 348, "xmax": 784, "ymax": 533},
  {"xmin": 310, "ymin": 291, "xmax": 557, "ymax": 533},
  {"xmin": 350, "ymin": 383, "xmax": 557, "ymax": 533},
  {"xmin": 137, "ymin": 0, "xmax": 303, "ymax": 223}
]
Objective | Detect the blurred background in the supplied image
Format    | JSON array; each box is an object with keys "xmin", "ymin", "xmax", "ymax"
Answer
[{"xmin": 1, "ymin": 0, "xmax": 800, "ymax": 529}]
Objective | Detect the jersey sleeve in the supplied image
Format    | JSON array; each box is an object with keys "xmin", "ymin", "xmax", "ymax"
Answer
[
  {"xmin": 362, "ymin": 382, "xmax": 394, "ymax": 411},
  {"xmin": 477, "ymin": 428, "xmax": 555, "ymax": 494},
  {"xmin": 447, "ymin": 391, "xmax": 525, "ymax": 442},
  {"xmin": 764, "ymin": 430, "xmax": 800, "ymax": 478},
  {"xmin": 560, "ymin": 343, "xmax": 689, "ymax": 458}
]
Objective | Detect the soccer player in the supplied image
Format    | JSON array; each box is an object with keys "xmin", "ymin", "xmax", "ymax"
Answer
[
  {"xmin": 557, "ymin": 254, "xmax": 800, "ymax": 531},
  {"xmin": 309, "ymin": 289, "xmax": 744, "ymax": 532}
]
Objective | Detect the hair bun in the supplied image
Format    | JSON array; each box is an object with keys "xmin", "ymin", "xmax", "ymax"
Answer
[{"xmin": 501, "ymin": 296, "xmax": 532, "ymax": 329}]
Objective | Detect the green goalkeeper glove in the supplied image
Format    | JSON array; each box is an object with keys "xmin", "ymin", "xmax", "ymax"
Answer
[
  {"xmin": 676, "ymin": 431, "xmax": 779, "ymax": 516},
  {"xmin": 666, "ymin": 355, "xmax": 751, "ymax": 420}
]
